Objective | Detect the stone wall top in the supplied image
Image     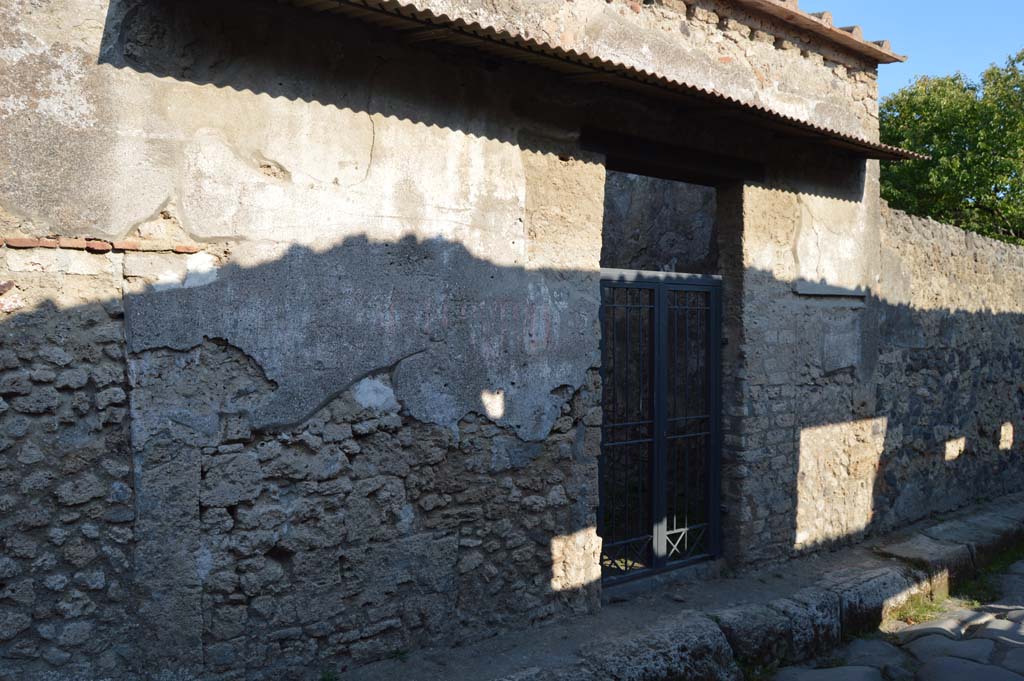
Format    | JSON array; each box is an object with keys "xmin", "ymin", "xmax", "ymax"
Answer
[{"xmin": 879, "ymin": 203, "xmax": 1024, "ymax": 314}]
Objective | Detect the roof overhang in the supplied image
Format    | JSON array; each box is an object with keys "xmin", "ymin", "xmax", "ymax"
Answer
[{"xmin": 282, "ymin": 0, "xmax": 928, "ymax": 162}]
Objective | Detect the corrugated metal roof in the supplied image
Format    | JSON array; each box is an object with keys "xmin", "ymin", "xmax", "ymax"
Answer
[{"xmin": 286, "ymin": 0, "xmax": 928, "ymax": 162}]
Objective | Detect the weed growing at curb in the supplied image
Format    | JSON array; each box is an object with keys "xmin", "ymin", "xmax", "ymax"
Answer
[
  {"xmin": 954, "ymin": 537, "xmax": 1024, "ymax": 604},
  {"xmin": 889, "ymin": 592, "xmax": 949, "ymax": 625}
]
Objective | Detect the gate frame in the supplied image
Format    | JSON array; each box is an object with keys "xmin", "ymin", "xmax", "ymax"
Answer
[{"xmin": 598, "ymin": 268, "xmax": 723, "ymax": 585}]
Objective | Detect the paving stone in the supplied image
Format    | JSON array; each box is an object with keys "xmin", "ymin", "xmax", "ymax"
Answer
[
  {"xmin": 916, "ymin": 656, "xmax": 1024, "ymax": 681},
  {"xmin": 1008, "ymin": 611, "xmax": 1024, "ymax": 622},
  {"xmin": 885, "ymin": 666, "xmax": 914, "ymax": 681},
  {"xmin": 974, "ymin": 619, "xmax": 1024, "ymax": 646},
  {"xmin": 904, "ymin": 634, "xmax": 994, "ymax": 664},
  {"xmin": 1003, "ymin": 649, "xmax": 1024, "ymax": 675},
  {"xmin": 842, "ymin": 638, "xmax": 912, "ymax": 669},
  {"xmin": 989, "ymin": 576, "xmax": 1024, "ymax": 610},
  {"xmin": 774, "ymin": 666, "xmax": 883, "ymax": 681},
  {"xmin": 946, "ymin": 608, "xmax": 995, "ymax": 632},
  {"xmin": 999, "ymin": 647, "xmax": 1024, "ymax": 675},
  {"xmin": 894, "ymin": 618, "xmax": 962, "ymax": 644}
]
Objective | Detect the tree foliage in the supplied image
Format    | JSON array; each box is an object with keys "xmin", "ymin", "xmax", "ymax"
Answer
[{"xmin": 880, "ymin": 50, "xmax": 1024, "ymax": 243}]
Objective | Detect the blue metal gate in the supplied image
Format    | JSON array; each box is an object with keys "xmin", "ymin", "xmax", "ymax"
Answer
[{"xmin": 598, "ymin": 269, "xmax": 722, "ymax": 583}]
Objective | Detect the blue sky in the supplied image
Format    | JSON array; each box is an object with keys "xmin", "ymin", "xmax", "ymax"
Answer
[{"xmin": 799, "ymin": 1, "xmax": 1024, "ymax": 98}]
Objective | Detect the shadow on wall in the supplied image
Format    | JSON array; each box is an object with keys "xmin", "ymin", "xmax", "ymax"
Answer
[
  {"xmin": 94, "ymin": 0, "xmax": 591, "ymax": 160},
  {"xmin": 4, "ymin": 231, "xmax": 1024, "ymax": 678},
  {"xmin": 0, "ymin": 234, "xmax": 606, "ymax": 679},
  {"xmin": 800, "ymin": 288, "xmax": 1024, "ymax": 551}
]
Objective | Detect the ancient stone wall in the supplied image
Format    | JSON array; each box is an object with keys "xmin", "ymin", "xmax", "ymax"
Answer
[
  {"xmin": 127, "ymin": 343, "xmax": 601, "ymax": 678},
  {"xmin": 0, "ymin": 237, "xmax": 603, "ymax": 681},
  {"xmin": 0, "ymin": 245, "xmax": 135, "ymax": 676},
  {"xmin": 724, "ymin": 194, "xmax": 1024, "ymax": 565},
  {"xmin": 871, "ymin": 206, "xmax": 1024, "ymax": 528}
]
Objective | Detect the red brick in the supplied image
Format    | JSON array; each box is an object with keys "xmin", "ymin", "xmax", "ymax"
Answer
[
  {"xmin": 85, "ymin": 240, "xmax": 113, "ymax": 253},
  {"xmin": 135, "ymin": 240, "xmax": 173, "ymax": 252},
  {"xmin": 5, "ymin": 237, "xmax": 58, "ymax": 249},
  {"xmin": 112, "ymin": 240, "xmax": 142, "ymax": 251},
  {"xmin": 172, "ymin": 244, "xmax": 202, "ymax": 254},
  {"xmin": 57, "ymin": 237, "xmax": 89, "ymax": 250}
]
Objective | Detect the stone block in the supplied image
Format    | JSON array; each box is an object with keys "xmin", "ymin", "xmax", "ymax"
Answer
[
  {"xmin": 875, "ymin": 533, "xmax": 974, "ymax": 587},
  {"xmin": 200, "ymin": 452, "xmax": 263, "ymax": 507},
  {"xmin": 0, "ymin": 609, "xmax": 32, "ymax": 641},
  {"xmin": 824, "ymin": 566, "xmax": 918, "ymax": 635},
  {"xmin": 975, "ymin": 619, "xmax": 1024, "ymax": 646},
  {"xmin": 711, "ymin": 603, "xmax": 794, "ymax": 663},
  {"xmin": 769, "ymin": 588, "xmax": 841, "ymax": 659},
  {"xmin": 922, "ymin": 517, "xmax": 1012, "ymax": 564},
  {"xmin": 123, "ymin": 252, "xmax": 187, "ymax": 283},
  {"xmin": 56, "ymin": 475, "xmax": 107, "ymax": 506},
  {"xmin": 572, "ymin": 610, "xmax": 741, "ymax": 681}
]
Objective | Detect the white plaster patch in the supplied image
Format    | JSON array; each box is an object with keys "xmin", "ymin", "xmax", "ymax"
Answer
[
  {"xmin": 352, "ymin": 377, "xmax": 399, "ymax": 412},
  {"xmin": 183, "ymin": 252, "xmax": 219, "ymax": 288},
  {"xmin": 179, "ymin": 122, "xmax": 527, "ymax": 265},
  {"xmin": 795, "ymin": 196, "xmax": 868, "ymax": 291}
]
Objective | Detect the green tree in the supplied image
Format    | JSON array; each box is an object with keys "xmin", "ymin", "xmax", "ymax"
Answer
[{"xmin": 880, "ymin": 50, "xmax": 1024, "ymax": 243}]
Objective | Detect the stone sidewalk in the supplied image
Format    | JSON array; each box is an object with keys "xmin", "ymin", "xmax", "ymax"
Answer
[
  {"xmin": 775, "ymin": 559, "xmax": 1024, "ymax": 680},
  {"xmin": 343, "ymin": 490, "xmax": 1024, "ymax": 680}
]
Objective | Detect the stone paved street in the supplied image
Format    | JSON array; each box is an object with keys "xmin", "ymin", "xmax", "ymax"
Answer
[{"xmin": 775, "ymin": 561, "xmax": 1024, "ymax": 680}]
